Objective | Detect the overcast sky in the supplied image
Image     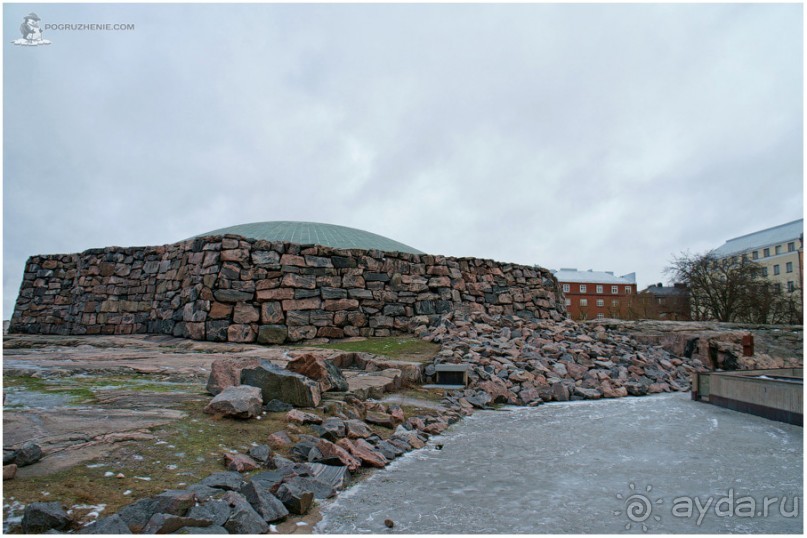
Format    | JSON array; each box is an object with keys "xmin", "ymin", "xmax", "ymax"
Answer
[{"xmin": 3, "ymin": 3, "xmax": 803, "ymax": 319}]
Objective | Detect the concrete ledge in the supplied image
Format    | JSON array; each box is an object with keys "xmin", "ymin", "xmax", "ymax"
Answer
[{"xmin": 709, "ymin": 394, "xmax": 803, "ymax": 426}]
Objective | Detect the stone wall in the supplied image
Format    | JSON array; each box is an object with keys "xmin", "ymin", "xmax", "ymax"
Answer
[{"xmin": 9, "ymin": 235, "xmax": 567, "ymax": 343}]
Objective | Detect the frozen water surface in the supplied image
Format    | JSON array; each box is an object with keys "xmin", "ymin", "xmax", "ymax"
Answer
[{"xmin": 317, "ymin": 393, "xmax": 802, "ymax": 533}]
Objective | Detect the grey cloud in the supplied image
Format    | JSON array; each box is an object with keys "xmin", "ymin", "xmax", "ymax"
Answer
[{"xmin": 4, "ymin": 3, "xmax": 802, "ymax": 318}]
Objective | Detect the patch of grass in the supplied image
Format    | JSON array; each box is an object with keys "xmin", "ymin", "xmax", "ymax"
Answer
[
  {"xmin": 3, "ymin": 375, "xmax": 97, "ymax": 404},
  {"xmin": 307, "ymin": 337, "xmax": 439, "ymax": 362},
  {"xmin": 397, "ymin": 387, "xmax": 448, "ymax": 403},
  {"xmin": 2, "ymin": 402, "xmax": 300, "ymax": 525}
]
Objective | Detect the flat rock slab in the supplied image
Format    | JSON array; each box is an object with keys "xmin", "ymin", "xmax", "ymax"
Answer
[
  {"xmin": 3, "ymin": 408, "xmax": 184, "ymax": 476},
  {"xmin": 343, "ymin": 372, "xmax": 399, "ymax": 400},
  {"xmin": 3, "ymin": 334, "xmax": 335, "ymax": 380}
]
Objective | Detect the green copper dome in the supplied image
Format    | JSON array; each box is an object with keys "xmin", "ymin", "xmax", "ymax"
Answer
[{"xmin": 196, "ymin": 221, "xmax": 424, "ymax": 254}]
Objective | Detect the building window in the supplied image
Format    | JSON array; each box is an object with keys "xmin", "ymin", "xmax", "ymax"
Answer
[
  {"xmin": 565, "ymin": 298, "xmax": 571, "ymax": 306},
  {"xmin": 763, "ymin": 248, "xmax": 770, "ymax": 257},
  {"xmin": 562, "ymin": 284, "xmax": 570, "ymax": 293},
  {"xmin": 786, "ymin": 262, "xmax": 793, "ymax": 273},
  {"xmin": 774, "ymin": 283, "xmax": 782, "ymax": 293},
  {"xmin": 774, "ymin": 264, "xmax": 780, "ymax": 276},
  {"xmin": 787, "ymin": 281, "xmax": 795, "ymax": 292},
  {"xmin": 580, "ymin": 299, "xmax": 588, "ymax": 307},
  {"xmin": 788, "ymin": 242, "xmax": 796, "ymax": 252},
  {"xmin": 580, "ymin": 285, "xmax": 587, "ymax": 293},
  {"xmin": 596, "ymin": 285, "xmax": 603, "ymax": 293},
  {"xmin": 775, "ymin": 245, "xmax": 782, "ymax": 255},
  {"xmin": 597, "ymin": 299, "xmax": 604, "ymax": 307},
  {"xmin": 611, "ymin": 299, "xmax": 619, "ymax": 307},
  {"xmin": 762, "ymin": 267, "xmax": 768, "ymax": 277},
  {"xmin": 611, "ymin": 285, "xmax": 618, "ymax": 294},
  {"xmin": 625, "ymin": 286, "xmax": 632, "ymax": 294},
  {"xmin": 596, "ymin": 313, "xmax": 604, "ymax": 319},
  {"xmin": 752, "ymin": 251, "xmax": 758, "ymax": 260}
]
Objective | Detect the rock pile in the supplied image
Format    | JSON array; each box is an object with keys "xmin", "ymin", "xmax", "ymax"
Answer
[{"xmin": 419, "ymin": 312, "xmax": 708, "ymax": 408}]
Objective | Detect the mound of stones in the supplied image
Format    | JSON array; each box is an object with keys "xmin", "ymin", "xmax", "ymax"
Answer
[{"xmin": 419, "ymin": 311, "xmax": 708, "ymax": 408}]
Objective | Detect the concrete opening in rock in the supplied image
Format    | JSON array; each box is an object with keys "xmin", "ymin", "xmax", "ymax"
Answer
[{"xmin": 434, "ymin": 364, "xmax": 469, "ymax": 387}]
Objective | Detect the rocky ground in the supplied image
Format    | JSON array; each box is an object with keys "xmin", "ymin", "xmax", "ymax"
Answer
[{"xmin": 3, "ymin": 314, "xmax": 801, "ymax": 534}]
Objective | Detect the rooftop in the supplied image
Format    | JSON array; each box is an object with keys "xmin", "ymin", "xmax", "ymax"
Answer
[
  {"xmin": 640, "ymin": 283, "xmax": 690, "ymax": 296},
  {"xmin": 712, "ymin": 219, "xmax": 803, "ymax": 257},
  {"xmin": 552, "ymin": 268, "xmax": 636, "ymax": 285},
  {"xmin": 195, "ymin": 221, "xmax": 424, "ymax": 254}
]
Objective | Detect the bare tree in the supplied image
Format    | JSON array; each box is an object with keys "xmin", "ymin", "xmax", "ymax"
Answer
[{"xmin": 665, "ymin": 251, "xmax": 801, "ymax": 323}]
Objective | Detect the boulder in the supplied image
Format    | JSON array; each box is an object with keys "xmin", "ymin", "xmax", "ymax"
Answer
[
  {"xmin": 465, "ymin": 392, "xmax": 491, "ymax": 409},
  {"xmin": 21, "ymin": 502, "xmax": 71, "ymax": 534},
  {"xmin": 78, "ymin": 514, "xmax": 132, "ymax": 534},
  {"xmin": 291, "ymin": 441, "xmax": 322, "ymax": 462},
  {"xmin": 141, "ymin": 513, "xmax": 213, "ymax": 534},
  {"xmin": 267, "ymin": 431, "xmax": 293, "ymax": 449},
  {"xmin": 552, "ymin": 382, "xmax": 570, "ymax": 402},
  {"xmin": 238, "ymin": 481, "xmax": 289, "ymax": 522},
  {"xmin": 313, "ymin": 417, "xmax": 346, "ymax": 441},
  {"xmin": 365, "ymin": 412, "xmax": 395, "ymax": 428},
  {"xmin": 423, "ymin": 419, "xmax": 449, "ymax": 435},
  {"xmin": 221, "ymin": 492, "xmax": 270, "ymax": 534},
  {"xmin": 186, "ymin": 485, "xmax": 226, "ymax": 501},
  {"xmin": 174, "ymin": 525, "xmax": 229, "ymax": 534},
  {"xmin": 250, "ymin": 470, "xmax": 287, "ymax": 492},
  {"xmin": 477, "ymin": 377, "xmax": 515, "ymax": 404},
  {"xmin": 199, "ymin": 471, "xmax": 245, "ymax": 491},
  {"xmin": 563, "ymin": 361, "xmax": 589, "ymax": 380},
  {"xmin": 204, "ymin": 385, "xmax": 263, "ymax": 419},
  {"xmin": 241, "ymin": 362, "xmax": 321, "ymax": 408},
  {"xmin": 286, "ymin": 354, "xmax": 349, "ymax": 392},
  {"xmin": 392, "ymin": 431, "xmax": 426, "ymax": 449},
  {"xmin": 284, "ymin": 475, "xmax": 336, "ymax": 500},
  {"xmin": 344, "ymin": 419, "xmax": 373, "ymax": 439},
  {"xmin": 263, "ymin": 399, "xmax": 293, "ymax": 413},
  {"xmin": 574, "ymin": 386, "xmax": 602, "ymax": 399},
  {"xmin": 286, "ymin": 409, "xmax": 323, "ymax": 425},
  {"xmin": 15, "ymin": 441, "xmax": 43, "ymax": 467},
  {"xmin": 310, "ymin": 439, "xmax": 361, "ymax": 471},
  {"xmin": 599, "ymin": 379, "xmax": 628, "ymax": 399},
  {"xmin": 247, "ymin": 445, "xmax": 273, "ymax": 466},
  {"xmin": 307, "ymin": 462, "xmax": 348, "ymax": 490},
  {"xmin": 276, "ymin": 482, "xmax": 314, "ymax": 515},
  {"xmin": 206, "ymin": 357, "xmax": 262, "ymax": 396},
  {"xmin": 186, "ymin": 500, "xmax": 232, "ymax": 527},
  {"xmin": 375, "ymin": 440, "xmax": 404, "ymax": 460},
  {"xmin": 4, "ymin": 464, "xmax": 17, "ymax": 480},
  {"xmin": 117, "ymin": 491, "xmax": 197, "ymax": 533},
  {"xmin": 224, "ymin": 453, "xmax": 259, "ymax": 472},
  {"xmin": 518, "ymin": 387, "xmax": 541, "ymax": 404},
  {"xmin": 336, "ymin": 438, "xmax": 388, "ymax": 468}
]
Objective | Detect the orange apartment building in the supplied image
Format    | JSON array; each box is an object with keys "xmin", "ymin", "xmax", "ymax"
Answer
[{"xmin": 553, "ymin": 268, "xmax": 637, "ymax": 320}]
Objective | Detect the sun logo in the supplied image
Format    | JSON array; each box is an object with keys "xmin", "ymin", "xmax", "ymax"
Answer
[{"xmin": 614, "ymin": 482, "xmax": 663, "ymax": 532}]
